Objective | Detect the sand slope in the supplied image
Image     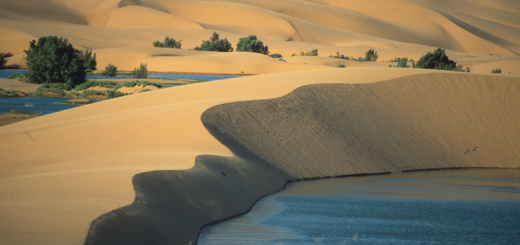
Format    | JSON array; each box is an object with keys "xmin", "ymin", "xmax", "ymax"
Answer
[{"xmin": 84, "ymin": 72, "xmax": 520, "ymax": 244}]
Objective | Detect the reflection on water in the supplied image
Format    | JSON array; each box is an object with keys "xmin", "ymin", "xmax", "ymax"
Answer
[{"xmin": 198, "ymin": 169, "xmax": 520, "ymax": 244}]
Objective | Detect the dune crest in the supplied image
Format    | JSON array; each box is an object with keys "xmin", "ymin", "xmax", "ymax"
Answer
[{"xmin": 84, "ymin": 73, "xmax": 520, "ymax": 244}]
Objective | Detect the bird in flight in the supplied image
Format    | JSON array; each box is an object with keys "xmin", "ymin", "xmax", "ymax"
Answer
[{"xmin": 463, "ymin": 147, "xmax": 482, "ymax": 156}]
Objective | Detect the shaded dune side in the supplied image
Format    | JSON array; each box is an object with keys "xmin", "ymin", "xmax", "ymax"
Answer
[{"xmin": 84, "ymin": 73, "xmax": 520, "ymax": 245}]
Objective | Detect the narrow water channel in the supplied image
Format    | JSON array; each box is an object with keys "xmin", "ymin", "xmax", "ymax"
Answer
[{"xmin": 198, "ymin": 169, "xmax": 520, "ymax": 245}]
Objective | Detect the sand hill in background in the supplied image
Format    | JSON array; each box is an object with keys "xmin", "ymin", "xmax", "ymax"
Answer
[{"xmin": 1, "ymin": 0, "xmax": 520, "ymax": 245}]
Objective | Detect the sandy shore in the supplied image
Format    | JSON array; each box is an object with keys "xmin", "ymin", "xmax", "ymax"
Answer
[{"xmin": 1, "ymin": 0, "xmax": 520, "ymax": 244}]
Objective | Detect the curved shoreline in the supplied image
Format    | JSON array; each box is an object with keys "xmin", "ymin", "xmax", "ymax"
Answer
[{"xmin": 84, "ymin": 73, "xmax": 520, "ymax": 244}]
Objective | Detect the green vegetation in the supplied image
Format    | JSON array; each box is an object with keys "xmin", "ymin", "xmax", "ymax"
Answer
[
  {"xmin": 336, "ymin": 64, "xmax": 346, "ymax": 68},
  {"xmin": 415, "ymin": 48, "xmax": 464, "ymax": 71},
  {"xmin": 8, "ymin": 110, "xmax": 37, "ymax": 115},
  {"xmin": 0, "ymin": 52, "xmax": 11, "ymax": 69},
  {"xmin": 61, "ymin": 99, "xmax": 91, "ymax": 105},
  {"xmin": 491, "ymin": 68, "xmax": 502, "ymax": 73},
  {"xmin": 140, "ymin": 89, "xmax": 152, "ymax": 93},
  {"xmin": 236, "ymin": 35, "xmax": 269, "ymax": 55},
  {"xmin": 396, "ymin": 57, "xmax": 409, "ymax": 68},
  {"xmin": 79, "ymin": 89, "xmax": 106, "ymax": 99},
  {"xmin": 106, "ymin": 90, "xmax": 126, "ymax": 99},
  {"xmin": 364, "ymin": 49, "xmax": 378, "ymax": 61},
  {"xmin": 104, "ymin": 63, "xmax": 118, "ymax": 77},
  {"xmin": 0, "ymin": 88, "xmax": 25, "ymax": 98},
  {"xmin": 132, "ymin": 63, "xmax": 148, "ymax": 78},
  {"xmin": 270, "ymin": 54, "xmax": 282, "ymax": 58},
  {"xmin": 300, "ymin": 49, "xmax": 318, "ymax": 56},
  {"xmin": 7, "ymin": 73, "xmax": 25, "ymax": 80},
  {"xmin": 34, "ymin": 83, "xmax": 70, "ymax": 97},
  {"xmin": 24, "ymin": 36, "xmax": 96, "ymax": 87},
  {"xmin": 330, "ymin": 52, "xmax": 350, "ymax": 60},
  {"xmin": 153, "ymin": 36, "xmax": 182, "ymax": 48},
  {"xmin": 81, "ymin": 49, "xmax": 97, "ymax": 72},
  {"xmin": 194, "ymin": 32, "xmax": 233, "ymax": 52}
]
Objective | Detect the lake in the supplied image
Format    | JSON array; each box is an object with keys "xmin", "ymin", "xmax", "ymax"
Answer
[
  {"xmin": 0, "ymin": 70, "xmax": 239, "ymax": 81},
  {"xmin": 0, "ymin": 97, "xmax": 90, "ymax": 115},
  {"xmin": 198, "ymin": 169, "xmax": 520, "ymax": 245}
]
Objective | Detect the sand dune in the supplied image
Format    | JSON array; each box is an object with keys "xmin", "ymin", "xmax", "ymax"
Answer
[
  {"xmin": 85, "ymin": 72, "xmax": 520, "ymax": 244},
  {"xmin": 1, "ymin": 0, "xmax": 520, "ymax": 244}
]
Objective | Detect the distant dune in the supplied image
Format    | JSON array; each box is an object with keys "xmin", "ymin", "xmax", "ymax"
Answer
[{"xmin": 0, "ymin": 0, "xmax": 520, "ymax": 245}]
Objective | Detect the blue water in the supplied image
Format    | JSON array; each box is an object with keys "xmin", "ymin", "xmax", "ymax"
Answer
[
  {"xmin": 0, "ymin": 97, "xmax": 89, "ymax": 115},
  {"xmin": 198, "ymin": 169, "xmax": 520, "ymax": 245},
  {"xmin": 0, "ymin": 70, "xmax": 239, "ymax": 81}
]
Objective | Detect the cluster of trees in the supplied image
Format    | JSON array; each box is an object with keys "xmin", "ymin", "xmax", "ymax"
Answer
[
  {"xmin": 329, "ymin": 49, "xmax": 378, "ymax": 62},
  {"xmin": 194, "ymin": 32, "xmax": 234, "ymax": 52},
  {"xmin": 300, "ymin": 49, "xmax": 318, "ymax": 56}
]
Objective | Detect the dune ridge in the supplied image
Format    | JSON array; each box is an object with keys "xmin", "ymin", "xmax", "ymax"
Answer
[{"xmin": 84, "ymin": 73, "xmax": 520, "ymax": 244}]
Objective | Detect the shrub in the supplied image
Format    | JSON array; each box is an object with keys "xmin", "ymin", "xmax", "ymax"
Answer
[
  {"xmin": 34, "ymin": 83, "xmax": 71, "ymax": 97},
  {"xmin": 104, "ymin": 63, "xmax": 118, "ymax": 77},
  {"xmin": 140, "ymin": 89, "xmax": 152, "ymax": 93},
  {"xmin": 365, "ymin": 49, "xmax": 378, "ymax": 61},
  {"xmin": 24, "ymin": 36, "xmax": 91, "ymax": 87},
  {"xmin": 106, "ymin": 90, "xmax": 125, "ymax": 99},
  {"xmin": 415, "ymin": 48, "xmax": 463, "ymax": 71},
  {"xmin": 0, "ymin": 52, "xmax": 12, "ymax": 69},
  {"xmin": 7, "ymin": 73, "xmax": 24, "ymax": 80},
  {"xmin": 132, "ymin": 63, "xmax": 148, "ymax": 78},
  {"xmin": 491, "ymin": 68, "xmax": 501, "ymax": 73},
  {"xmin": 236, "ymin": 35, "xmax": 269, "ymax": 55},
  {"xmin": 153, "ymin": 36, "xmax": 182, "ymax": 48},
  {"xmin": 300, "ymin": 49, "xmax": 318, "ymax": 56},
  {"xmin": 336, "ymin": 64, "xmax": 346, "ymax": 68},
  {"xmin": 330, "ymin": 52, "xmax": 350, "ymax": 60},
  {"xmin": 194, "ymin": 32, "xmax": 233, "ymax": 52},
  {"xmin": 81, "ymin": 49, "xmax": 97, "ymax": 72},
  {"xmin": 396, "ymin": 57, "xmax": 409, "ymax": 68},
  {"xmin": 79, "ymin": 89, "xmax": 106, "ymax": 99},
  {"xmin": 270, "ymin": 53, "xmax": 282, "ymax": 58}
]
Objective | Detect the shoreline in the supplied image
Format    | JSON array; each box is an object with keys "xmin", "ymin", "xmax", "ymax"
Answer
[{"xmin": 84, "ymin": 73, "xmax": 520, "ymax": 244}]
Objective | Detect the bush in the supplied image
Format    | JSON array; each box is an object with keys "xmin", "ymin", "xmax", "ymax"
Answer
[
  {"xmin": 0, "ymin": 52, "xmax": 12, "ymax": 69},
  {"xmin": 194, "ymin": 32, "xmax": 233, "ymax": 52},
  {"xmin": 7, "ymin": 73, "xmax": 24, "ymax": 80},
  {"xmin": 336, "ymin": 64, "xmax": 346, "ymax": 68},
  {"xmin": 236, "ymin": 35, "xmax": 269, "ymax": 55},
  {"xmin": 79, "ymin": 89, "xmax": 106, "ymax": 99},
  {"xmin": 396, "ymin": 57, "xmax": 409, "ymax": 68},
  {"xmin": 365, "ymin": 49, "xmax": 378, "ymax": 61},
  {"xmin": 34, "ymin": 83, "xmax": 71, "ymax": 97},
  {"xmin": 104, "ymin": 63, "xmax": 118, "ymax": 77},
  {"xmin": 330, "ymin": 52, "xmax": 350, "ymax": 60},
  {"xmin": 24, "ymin": 36, "xmax": 92, "ymax": 87},
  {"xmin": 132, "ymin": 63, "xmax": 148, "ymax": 78},
  {"xmin": 153, "ymin": 36, "xmax": 182, "ymax": 48},
  {"xmin": 140, "ymin": 89, "xmax": 152, "ymax": 93},
  {"xmin": 81, "ymin": 49, "xmax": 97, "ymax": 72},
  {"xmin": 300, "ymin": 49, "xmax": 318, "ymax": 56},
  {"xmin": 270, "ymin": 53, "xmax": 282, "ymax": 58},
  {"xmin": 491, "ymin": 68, "xmax": 501, "ymax": 73},
  {"xmin": 415, "ymin": 48, "xmax": 464, "ymax": 71},
  {"xmin": 106, "ymin": 90, "xmax": 125, "ymax": 99}
]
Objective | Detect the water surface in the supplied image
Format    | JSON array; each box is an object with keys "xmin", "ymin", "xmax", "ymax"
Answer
[
  {"xmin": 198, "ymin": 169, "xmax": 520, "ymax": 245},
  {"xmin": 0, "ymin": 97, "xmax": 89, "ymax": 115},
  {"xmin": 0, "ymin": 70, "xmax": 239, "ymax": 81}
]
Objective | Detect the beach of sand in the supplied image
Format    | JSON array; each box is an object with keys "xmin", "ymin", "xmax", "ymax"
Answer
[{"xmin": 1, "ymin": 0, "xmax": 519, "ymax": 244}]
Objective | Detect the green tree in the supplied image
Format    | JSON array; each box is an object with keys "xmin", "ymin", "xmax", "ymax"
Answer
[
  {"xmin": 153, "ymin": 36, "xmax": 182, "ymax": 48},
  {"xmin": 132, "ymin": 63, "xmax": 148, "ymax": 78},
  {"xmin": 0, "ymin": 52, "xmax": 13, "ymax": 69},
  {"xmin": 236, "ymin": 35, "xmax": 269, "ymax": 55},
  {"xmin": 396, "ymin": 57, "xmax": 409, "ymax": 67},
  {"xmin": 365, "ymin": 49, "xmax": 378, "ymax": 61},
  {"xmin": 104, "ymin": 63, "xmax": 118, "ymax": 77},
  {"xmin": 24, "ymin": 36, "xmax": 90, "ymax": 87},
  {"xmin": 81, "ymin": 49, "xmax": 97, "ymax": 72},
  {"xmin": 415, "ymin": 48, "xmax": 458, "ymax": 70},
  {"xmin": 491, "ymin": 68, "xmax": 501, "ymax": 73},
  {"xmin": 194, "ymin": 32, "xmax": 233, "ymax": 52}
]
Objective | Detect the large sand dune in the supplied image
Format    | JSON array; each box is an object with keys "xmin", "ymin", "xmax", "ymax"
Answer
[{"xmin": 1, "ymin": 0, "xmax": 520, "ymax": 245}]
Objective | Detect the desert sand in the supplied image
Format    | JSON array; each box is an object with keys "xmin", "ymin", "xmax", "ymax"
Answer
[{"xmin": 0, "ymin": 0, "xmax": 519, "ymax": 245}]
